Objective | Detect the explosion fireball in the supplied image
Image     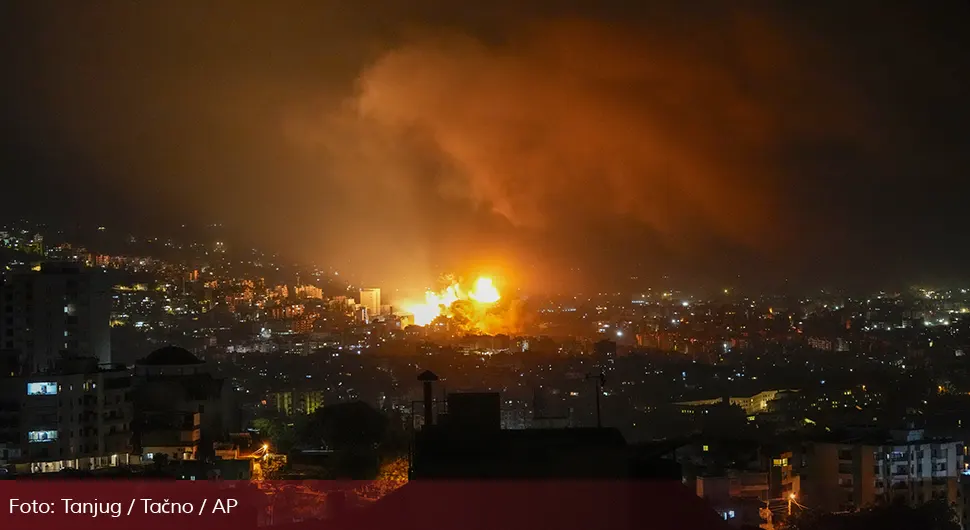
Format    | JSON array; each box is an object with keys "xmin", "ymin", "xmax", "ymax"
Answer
[{"xmin": 405, "ymin": 276, "xmax": 501, "ymax": 327}]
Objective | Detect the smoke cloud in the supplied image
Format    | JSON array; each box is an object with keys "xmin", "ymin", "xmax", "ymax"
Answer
[
  {"xmin": 289, "ymin": 14, "xmax": 867, "ymax": 293},
  {"xmin": 3, "ymin": 3, "xmax": 903, "ymax": 293}
]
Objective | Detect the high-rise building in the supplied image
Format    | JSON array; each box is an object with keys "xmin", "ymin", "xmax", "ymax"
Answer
[
  {"xmin": 359, "ymin": 288, "xmax": 381, "ymax": 317},
  {"xmin": 0, "ymin": 357, "xmax": 133, "ymax": 474},
  {"xmin": 0, "ymin": 262, "xmax": 112, "ymax": 374},
  {"xmin": 271, "ymin": 389, "xmax": 325, "ymax": 416}
]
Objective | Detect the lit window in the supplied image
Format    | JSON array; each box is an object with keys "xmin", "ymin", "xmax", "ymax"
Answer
[
  {"xmin": 27, "ymin": 382, "xmax": 58, "ymax": 396},
  {"xmin": 28, "ymin": 430, "xmax": 58, "ymax": 443}
]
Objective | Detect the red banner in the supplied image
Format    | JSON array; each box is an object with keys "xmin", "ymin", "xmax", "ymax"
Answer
[{"xmin": 0, "ymin": 480, "xmax": 728, "ymax": 530}]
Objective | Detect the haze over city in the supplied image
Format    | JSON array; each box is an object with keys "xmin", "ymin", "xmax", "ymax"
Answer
[
  {"xmin": 3, "ymin": 1, "xmax": 970, "ymax": 295},
  {"xmin": 6, "ymin": 3, "xmax": 970, "ymax": 530}
]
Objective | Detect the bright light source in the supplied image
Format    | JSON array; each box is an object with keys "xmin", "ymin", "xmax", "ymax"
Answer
[
  {"xmin": 789, "ymin": 493, "xmax": 796, "ymax": 500},
  {"xmin": 262, "ymin": 444, "xmax": 269, "ymax": 450},
  {"xmin": 681, "ymin": 301, "xmax": 689, "ymax": 307},
  {"xmin": 616, "ymin": 331, "xmax": 623, "ymax": 337}
]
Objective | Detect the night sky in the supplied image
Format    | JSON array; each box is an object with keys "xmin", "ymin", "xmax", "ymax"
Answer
[{"xmin": 2, "ymin": 1, "xmax": 969, "ymax": 294}]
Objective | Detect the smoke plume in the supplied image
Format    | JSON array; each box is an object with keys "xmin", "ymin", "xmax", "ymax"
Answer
[{"xmin": 291, "ymin": 14, "xmax": 867, "ymax": 292}]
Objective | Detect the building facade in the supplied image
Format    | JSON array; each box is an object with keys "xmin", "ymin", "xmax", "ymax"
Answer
[
  {"xmin": 359, "ymin": 288, "xmax": 381, "ymax": 318},
  {"xmin": 0, "ymin": 262, "xmax": 111, "ymax": 373},
  {"xmin": 795, "ymin": 430, "xmax": 965, "ymax": 512},
  {"xmin": 272, "ymin": 389, "xmax": 324, "ymax": 416},
  {"xmin": 131, "ymin": 346, "xmax": 239, "ymax": 458},
  {"xmin": 0, "ymin": 357, "xmax": 133, "ymax": 473}
]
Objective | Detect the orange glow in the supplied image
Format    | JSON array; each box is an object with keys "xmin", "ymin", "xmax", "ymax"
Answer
[
  {"xmin": 469, "ymin": 277, "xmax": 500, "ymax": 303},
  {"xmin": 404, "ymin": 276, "xmax": 501, "ymax": 327}
]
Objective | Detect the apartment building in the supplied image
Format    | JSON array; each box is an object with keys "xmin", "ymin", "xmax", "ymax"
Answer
[
  {"xmin": 0, "ymin": 262, "xmax": 111, "ymax": 373},
  {"xmin": 0, "ymin": 357, "xmax": 133, "ymax": 473},
  {"xmin": 795, "ymin": 429, "xmax": 965, "ymax": 512}
]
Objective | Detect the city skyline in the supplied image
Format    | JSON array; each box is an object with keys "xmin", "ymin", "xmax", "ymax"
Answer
[{"xmin": 7, "ymin": 3, "xmax": 970, "ymax": 528}]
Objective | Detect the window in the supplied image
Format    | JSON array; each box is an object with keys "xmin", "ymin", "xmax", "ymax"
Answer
[
  {"xmin": 28, "ymin": 430, "xmax": 58, "ymax": 443},
  {"xmin": 26, "ymin": 382, "xmax": 58, "ymax": 396}
]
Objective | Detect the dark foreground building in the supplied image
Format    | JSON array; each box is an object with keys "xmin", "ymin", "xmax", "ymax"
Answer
[{"xmin": 288, "ymin": 374, "xmax": 731, "ymax": 530}]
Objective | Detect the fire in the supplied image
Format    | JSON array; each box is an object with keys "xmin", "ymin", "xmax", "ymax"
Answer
[
  {"xmin": 468, "ymin": 277, "xmax": 500, "ymax": 303},
  {"xmin": 404, "ymin": 276, "xmax": 502, "ymax": 327}
]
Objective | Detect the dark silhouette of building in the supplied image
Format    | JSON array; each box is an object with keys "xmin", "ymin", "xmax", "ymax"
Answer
[
  {"xmin": 594, "ymin": 339, "xmax": 617, "ymax": 369},
  {"xmin": 0, "ymin": 262, "xmax": 111, "ymax": 373},
  {"xmin": 131, "ymin": 346, "xmax": 239, "ymax": 461},
  {"xmin": 313, "ymin": 373, "xmax": 732, "ymax": 530},
  {"xmin": 409, "ymin": 372, "xmax": 679, "ymax": 480}
]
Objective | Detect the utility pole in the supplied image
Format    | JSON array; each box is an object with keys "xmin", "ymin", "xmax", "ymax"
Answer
[{"xmin": 586, "ymin": 372, "xmax": 606, "ymax": 428}]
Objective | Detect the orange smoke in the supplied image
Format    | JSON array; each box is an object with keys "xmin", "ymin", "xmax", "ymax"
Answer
[
  {"xmin": 286, "ymin": 13, "xmax": 870, "ymax": 292},
  {"xmin": 345, "ymin": 17, "xmax": 864, "ymax": 250}
]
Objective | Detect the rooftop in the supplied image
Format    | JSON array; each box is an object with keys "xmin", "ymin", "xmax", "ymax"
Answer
[{"xmin": 139, "ymin": 346, "xmax": 204, "ymax": 366}]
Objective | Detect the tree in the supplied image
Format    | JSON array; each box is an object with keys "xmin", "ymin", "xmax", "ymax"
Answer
[
  {"xmin": 252, "ymin": 455, "xmax": 287, "ymax": 482},
  {"xmin": 299, "ymin": 401, "xmax": 389, "ymax": 480},
  {"xmin": 302, "ymin": 401, "xmax": 387, "ymax": 451},
  {"xmin": 378, "ymin": 408, "xmax": 410, "ymax": 459},
  {"xmin": 252, "ymin": 416, "xmax": 299, "ymax": 453},
  {"xmin": 784, "ymin": 500, "xmax": 959, "ymax": 530},
  {"xmin": 357, "ymin": 457, "xmax": 409, "ymax": 500}
]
